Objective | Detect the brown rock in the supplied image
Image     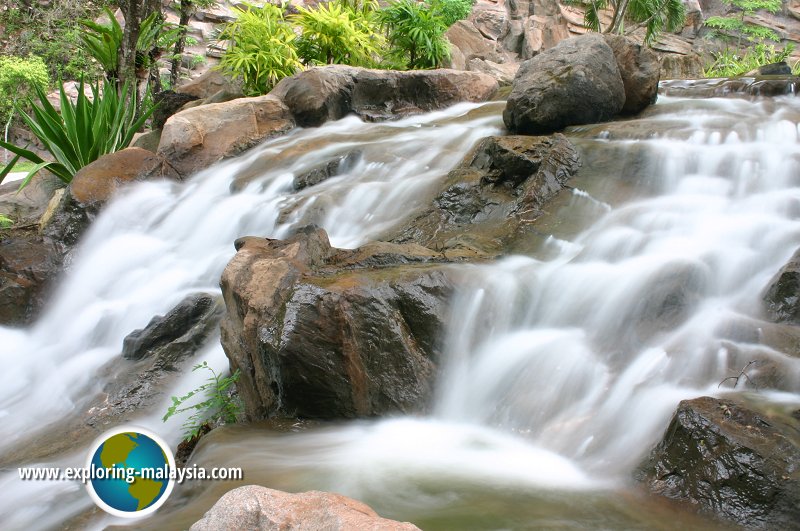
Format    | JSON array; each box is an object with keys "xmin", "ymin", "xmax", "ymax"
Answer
[
  {"xmin": 157, "ymin": 95, "xmax": 294, "ymax": 176},
  {"xmin": 270, "ymin": 66, "xmax": 498, "ymax": 127},
  {"xmin": 190, "ymin": 486, "xmax": 420, "ymax": 531},
  {"xmin": 0, "ymin": 230, "xmax": 62, "ymax": 325},
  {"xmin": 445, "ymin": 20, "xmax": 504, "ymax": 66},
  {"xmin": 43, "ymin": 148, "xmax": 180, "ymax": 246},
  {"xmin": 602, "ymin": 35, "xmax": 660, "ymax": 114},
  {"xmin": 70, "ymin": 147, "xmax": 180, "ymax": 207},
  {"xmin": 219, "ymin": 226, "xmax": 453, "ymax": 420},
  {"xmin": 176, "ymin": 68, "xmax": 243, "ymax": 100}
]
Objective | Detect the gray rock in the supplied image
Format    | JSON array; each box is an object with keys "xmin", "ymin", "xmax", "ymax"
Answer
[
  {"xmin": 293, "ymin": 151, "xmax": 362, "ymax": 190},
  {"xmin": 763, "ymin": 248, "xmax": 800, "ymax": 324},
  {"xmin": 122, "ymin": 292, "xmax": 223, "ymax": 364},
  {"xmin": 503, "ymin": 34, "xmax": 625, "ymax": 134}
]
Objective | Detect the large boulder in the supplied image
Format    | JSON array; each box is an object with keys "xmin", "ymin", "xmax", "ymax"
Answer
[
  {"xmin": 390, "ymin": 134, "xmax": 581, "ymax": 255},
  {"xmin": 763, "ymin": 248, "xmax": 800, "ymax": 323},
  {"xmin": 602, "ymin": 35, "xmax": 660, "ymax": 115},
  {"xmin": 270, "ymin": 66, "xmax": 498, "ymax": 127},
  {"xmin": 44, "ymin": 147, "xmax": 181, "ymax": 246},
  {"xmin": 190, "ymin": 486, "xmax": 420, "ymax": 531},
  {"xmin": 637, "ymin": 396, "xmax": 800, "ymax": 528},
  {"xmin": 219, "ymin": 226, "xmax": 454, "ymax": 420},
  {"xmin": 503, "ymin": 34, "xmax": 626, "ymax": 134},
  {"xmin": 157, "ymin": 94, "xmax": 294, "ymax": 177}
]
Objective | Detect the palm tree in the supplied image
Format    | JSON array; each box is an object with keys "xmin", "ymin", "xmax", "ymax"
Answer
[{"xmin": 585, "ymin": 0, "xmax": 686, "ymax": 45}]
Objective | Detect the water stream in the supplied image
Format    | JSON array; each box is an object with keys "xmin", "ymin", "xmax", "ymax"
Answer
[{"xmin": 2, "ymin": 95, "xmax": 800, "ymax": 530}]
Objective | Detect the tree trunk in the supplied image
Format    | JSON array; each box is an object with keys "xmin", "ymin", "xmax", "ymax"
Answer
[
  {"xmin": 119, "ymin": 0, "xmax": 143, "ymax": 93},
  {"xmin": 608, "ymin": 0, "xmax": 631, "ymax": 34},
  {"xmin": 170, "ymin": 1, "xmax": 194, "ymax": 88}
]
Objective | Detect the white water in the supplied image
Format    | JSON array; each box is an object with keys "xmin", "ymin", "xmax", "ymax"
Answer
[{"xmin": 3, "ymin": 96, "xmax": 800, "ymax": 529}]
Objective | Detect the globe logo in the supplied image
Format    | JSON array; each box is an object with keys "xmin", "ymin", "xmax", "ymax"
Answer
[{"xmin": 85, "ymin": 425, "xmax": 176, "ymax": 517}]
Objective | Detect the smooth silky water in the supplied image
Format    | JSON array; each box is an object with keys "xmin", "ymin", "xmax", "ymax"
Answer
[{"xmin": 2, "ymin": 96, "xmax": 800, "ymax": 530}]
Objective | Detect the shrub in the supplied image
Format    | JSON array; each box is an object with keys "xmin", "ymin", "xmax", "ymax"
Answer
[
  {"xmin": 293, "ymin": 1, "xmax": 385, "ymax": 67},
  {"xmin": 704, "ymin": 42, "xmax": 795, "ymax": 77},
  {"xmin": 216, "ymin": 3, "xmax": 303, "ymax": 95},
  {"xmin": 80, "ymin": 8, "xmax": 182, "ymax": 86},
  {"xmin": 380, "ymin": 0, "xmax": 450, "ymax": 69},
  {"xmin": 705, "ymin": 0, "xmax": 782, "ymax": 46},
  {"xmin": 0, "ymin": 214, "xmax": 12, "ymax": 229},
  {"xmin": 0, "ymin": 78, "xmax": 154, "ymax": 188},
  {"xmin": 434, "ymin": 0, "xmax": 474, "ymax": 26},
  {"xmin": 0, "ymin": 55, "xmax": 50, "ymax": 154},
  {"xmin": 162, "ymin": 361, "xmax": 242, "ymax": 442}
]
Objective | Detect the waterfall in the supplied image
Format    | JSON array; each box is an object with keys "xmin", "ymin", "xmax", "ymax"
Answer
[{"xmin": 3, "ymin": 95, "xmax": 800, "ymax": 529}]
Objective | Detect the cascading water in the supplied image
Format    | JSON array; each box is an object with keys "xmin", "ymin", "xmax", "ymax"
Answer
[{"xmin": 2, "ymin": 94, "xmax": 800, "ymax": 530}]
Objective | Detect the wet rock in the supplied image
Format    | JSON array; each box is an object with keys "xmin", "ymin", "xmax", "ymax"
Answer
[
  {"xmin": 0, "ymin": 229, "xmax": 62, "ymax": 326},
  {"xmin": 637, "ymin": 396, "xmax": 800, "ymax": 528},
  {"xmin": 763, "ymin": 248, "xmax": 800, "ymax": 324},
  {"xmin": 504, "ymin": 34, "xmax": 625, "ymax": 134},
  {"xmin": 44, "ymin": 147, "xmax": 181, "ymax": 246},
  {"xmin": 122, "ymin": 292, "xmax": 224, "ymax": 364},
  {"xmin": 158, "ymin": 95, "xmax": 294, "ymax": 177},
  {"xmin": 659, "ymin": 77, "xmax": 800, "ymax": 98},
  {"xmin": 270, "ymin": 66, "xmax": 498, "ymax": 127},
  {"xmin": 391, "ymin": 134, "xmax": 581, "ymax": 255},
  {"xmin": 602, "ymin": 35, "xmax": 660, "ymax": 114},
  {"xmin": 220, "ymin": 226, "xmax": 454, "ymax": 420},
  {"xmin": 190, "ymin": 485, "xmax": 420, "ymax": 531},
  {"xmin": 153, "ymin": 90, "xmax": 199, "ymax": 129},
  {"xmin": 293, "ymin": 151, "xmax": 361, "ymax": 190}
]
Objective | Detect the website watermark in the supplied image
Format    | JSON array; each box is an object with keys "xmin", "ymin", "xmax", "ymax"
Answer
[
  {"xmin": 18, "ymin": 425, "xmax": 241, "ymax": 518},
  {"xmin": 18, "ymin": 463, "xmax": 243, "ymax": 484}
]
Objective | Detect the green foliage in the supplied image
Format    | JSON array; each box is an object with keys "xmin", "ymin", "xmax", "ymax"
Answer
[
  {"xmin": 0, "ymin": 1, "xmax": 103, "ymax": 82},
  {"xmin": 80, "ymin": 8, "xmax": 181, "ymax": 84},
  {"xmin": 434, "ymin": 0, "xmax": 475, "ymax": 26},
  {"xmin": 217, "ymin": 3, "xmax": 303, "ymax": 95},
  {"xmin": 162, "ymin": 361, "xmax": 242, "ymax": 441},
  {"xmin": 379, "ymin": 0, "xmax": 450, "ymax": 69},
  {"xmin": 0, "ymin": 78, "xmax": 154, "ymax": 188},
  {"xmin": 0, "ymin": 214, "xmax": 12, "ymax": 229},
  {"xmin": 627, "ymin": 0, "xmax": 686, "ymax": 45},
  {"xmin": 584, "ymin": 0, "xmax": 686, "ymax": 44},
  {"xmin": 0, "ymin": 55, "xmax": 50, "ymax": 133},
  {"xmin": 293, "ymin": 1, "xmax": 385, "ymax": 66},
  {"xmin": 704, "ymin": 42, "xmax": 794, "ymax": 77},
  {"xmin": 705, "ymin": 15, "xmax": 780, "ymax": 42},
  {"xmin": 703, "ymin": 0, "xmax": 789, "ymax": 77}
]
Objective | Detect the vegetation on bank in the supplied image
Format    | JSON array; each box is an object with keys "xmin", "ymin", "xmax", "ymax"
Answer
[
  {"xmin": 0, "ymin": 0, "xmax": 474, "ymax": 185},
  {"xmin": 703, "ymin": 0, "xmax": 795, "ymax": 77},
  {"xmin": 162, "ymin": 361, "xmax": 242, "ymax": 441}
]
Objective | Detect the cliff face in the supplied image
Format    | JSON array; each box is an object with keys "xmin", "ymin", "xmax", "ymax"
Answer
[{"xmin": 446, "ymin": 0, "xmax": 800, "ymax": 80}]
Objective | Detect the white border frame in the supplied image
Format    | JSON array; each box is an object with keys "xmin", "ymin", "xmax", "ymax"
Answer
[{"xmin": 84, "ymin": 424, "xmax": 176, "ymax": 518}]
